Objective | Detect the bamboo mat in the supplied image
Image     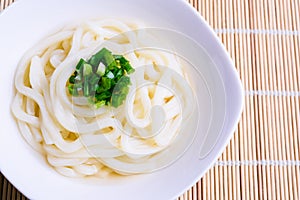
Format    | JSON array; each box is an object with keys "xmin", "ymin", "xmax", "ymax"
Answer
[{"xmin": 1, "ymin": 0, "xmax": 300, "ymax": 199}]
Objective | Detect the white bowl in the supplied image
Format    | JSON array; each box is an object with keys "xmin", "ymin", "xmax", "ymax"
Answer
[{"xmin": 0, "ymin": 0, "xmax": 243, "ymax": 199}]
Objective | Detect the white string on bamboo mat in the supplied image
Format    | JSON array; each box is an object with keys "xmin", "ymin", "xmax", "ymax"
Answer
[
  {"xmin": 214, "ymin": 28, "xmax": 300, "ymax": 36},
  {"xmin": 245, "ymin": 90, "xmax": 300, "ymax": 97},
  {"xmin": 215, "ymin": 160, "xmax": 300, "ymax": 167}
]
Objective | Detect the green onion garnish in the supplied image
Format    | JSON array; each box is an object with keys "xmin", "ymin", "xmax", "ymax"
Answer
[{"xmin": 67, "ymin": 48, "xmax": 135, "ymax": 108}]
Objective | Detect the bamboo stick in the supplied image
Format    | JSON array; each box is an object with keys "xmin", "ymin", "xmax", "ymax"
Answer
[
  {"xmin": 265, "ymin": 1, "xmax": 279, "ymax": 199},
  {"xmin": 284, "ymin": 1, "xmax": 298, "ymax": 199},
  {"xmin": 197, "ymin": 181, "xmax": 202, "ymax": 200}
]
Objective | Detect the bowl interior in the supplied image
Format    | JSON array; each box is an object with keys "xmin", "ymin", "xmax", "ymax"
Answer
[{"xmin": 0, "ymin": 0, "xmax": 243, "ymax": 199}]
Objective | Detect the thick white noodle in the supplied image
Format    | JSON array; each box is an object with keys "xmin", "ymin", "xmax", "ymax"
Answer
[{"xmin": 12, "ymin": 19, "xmax": 194, "ymax": 177}]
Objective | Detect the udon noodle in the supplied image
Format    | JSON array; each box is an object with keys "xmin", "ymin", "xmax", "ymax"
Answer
[{"xmin": 11, "ymin": 19, "xmax": 194, "ymax": 178}]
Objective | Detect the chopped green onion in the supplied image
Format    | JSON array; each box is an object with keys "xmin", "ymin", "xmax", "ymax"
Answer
[
  {"xmin": 74, "ymin": 75, "xmax": 81, "ymax": 82},
  {"xmin": 114, "ymin": 55, "xmax": 135, "ymax": 74},
  {"xmin": 111, "ymin": 76, "xmax": 131, "ymax": 108},
  {"xmin": 106, "ymin": 71, "xmax": 114, "ymax": 79},
  {"xmin": 76, "ymin": 58, "xmax": 87, "ymax": 70},
  {"xmin": 83, "ymin": 63, "xmax": 93, "ymax": 76},
  {"xmin": 67, "ymin": 48, "xmax": 134, "ymax": 108},
  {"xmin": 114, "ymin": 69, "xmax": 124, "ymax": 81},
  {"xmin": 94, "ymin": 100, "xmax": 106, "ymax": 109},
  {"xmin": 68, "ymin": 85, "xmax": 79, "ymax": 96},
  {"xmin": 89, "ymin": 74, "xmax": 100, "ymax": 85},
  {"xmin": 83, "ymin": 80, "xmax": 90, "ymax": 97},
  {"xmin": 97, "ymin": 62, "xmax": 106, "ymax": 76},
  {"xmin": 69, "ymin": 75, "xmax": 76, "ymax": 84},
  {"xmin": 101, "ymin": 77, "xmax": 112, "ymax": 90},
  {"xmin": 96, "ymin": 91, "xmax": 112, "ymax": 101},
  {"xmin": 89, "ymin": 48, "xmax": 116, "ymax": 68}
]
